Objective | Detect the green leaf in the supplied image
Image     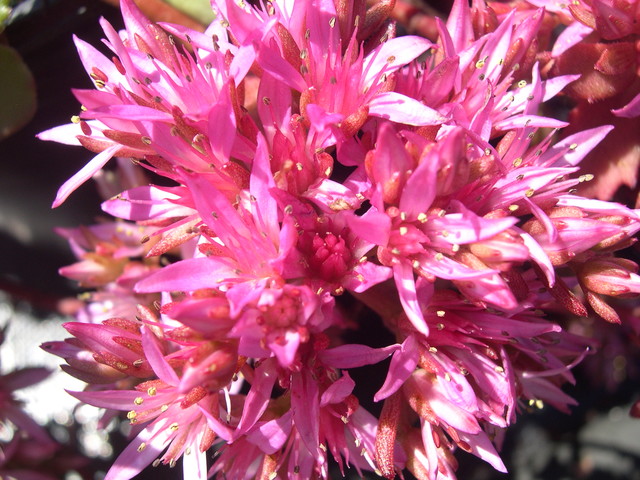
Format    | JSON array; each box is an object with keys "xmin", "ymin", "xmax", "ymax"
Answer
[
  {"xmin": 0, "ymin": 2, "xmax": 11, "ymax": 34},
  {"xmin": 0, "ymin": 44, "xmax": 37, "ymax": 140},
  {"xmin": 163, "ymin": 0, "xmax": 215, "ymax": 25}
]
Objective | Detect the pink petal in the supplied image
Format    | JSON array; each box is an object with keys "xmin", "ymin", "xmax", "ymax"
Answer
[
  {"xmin": 374, "ymin": 335, "xmax": 419, "ymax": 401},
  {"xmin": 134, "ymin": 257, "xmax": 238, "ymax": 293},
  {"xmin": 613, "ymin": 92, "xmax": 640, "ymax": 118},
  {"xmin": 369, "ymin": 92, "xmax": 448, "ymax": 126},
  {"xmin": 493, "ymin": 114, "xmax": 567, "ymax": 131},
  {"xmin": 457, "ymin": 429, "xmax": 507, "ymax": 472},
  {"xmin": 37, "ymin": 122, "xmax": 84, "ymax": 145},
  {"xmin": 249, "ymin": 133, "xmax": 279, "ymax": 241},
  {"xmin": 52, "ymin": 145, "xmax": 119, "ymax": 207},
  {"xmin": 207, "ymin": 84, "xmax": 237, "ymax": 162},
  {"xmin": 445, "ymin": 0, "xmax": 474, "ymax": 53},
  {"xmin": 3, "ymin": 367, "xmax": 51, "ymax": 390},
  {"xmin": 246, "ymin": 412, "xmax": 292, "ymax": 454},
  {"xmin": 101, "ymin": 185, "xmax": 192, "ymax": 221},
  {"xmin": 268, "ymin": 330, "xmax": 301, "ymax": 367},
  {"xmin": 68, "ymin": 389, "xmax": 142, "ymax": 411},
  {"xmin": 346, "ymin": 261, "xmax": 393, "ymax": 293},
  {"xmin": 345, "ymin": 209, "xmax": 391, "ymax": 247},
  {"xmin": 82, "ymin": 104, "xmax": 173, "ymax": 122},
  {"xmin": 427, "ymin": 381, "xmax": 481, "ymax": 434},
  {"xmin": 320, "ymin": 372, "xmax": 355, "ymax": 406},
  {"xmin": 198, "ymin": 405, "xmax": 233, "ymax": 441},
  {"xmin": 235, "ymin": 359, "xmax": 277, "ymax": 436},
  {"xmin": 521, "ymin": 229, "xmax": 555, "ymax": 285},
  {"xmin": 426, "ymin": 201, "xmax": 518, "ymax": 245},
  {"xmin": 421, "ymin": 56, "xmax": 460, "ymax": 106},
  {"xmin": 394, "ymin": 262, "xmax": 429, "ymax": 335},
  {"xmin": 256, "ymin": 43, "xmax": 306, "ymax": 92},
  {"xmin": 399, "ymin": 143, "xmax": 439, "ymax": 217},
  {"xmin": 104, "ymin": 418, "xmax": 174, "ymax": 480},
  {"xmin": 545, "ymin": 125, "xmax": 614, "ymax": 166},
  {"xmin": 181, "ymin": 449, "xmax": 208, "ymax": 480},
  {"xmin": 552, "ymin": 21, "xmax": 593, "ymax": 57},
  {"xmin": 73, "ymin": 34, "xmax": 122, "ymax": 87},
  {"xmin": 141, "ymin": 326, "xmax": 179, "ymax": 385},
  {"xmin": 363, "ymin": 36, "xmax": 434, "ymax": 87},
  {"xmin": 257, "ymin": 72, "xmax": 293, "ymax": 140},
  {"xmin": 455, "ymin": 270, "xmax": 518, "ymax": 310},
  {"xmin": 318, "ymin": 344, "xmax": 399, "ymax": 368},
  {"xmin": 291, "ymin": 369, "xmax": 320, "ymax": 461}
]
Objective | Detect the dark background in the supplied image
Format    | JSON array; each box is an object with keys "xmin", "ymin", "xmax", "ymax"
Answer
[{"xmin": 1, "ymin": 0, "xmax": 119, "ymax": 309}]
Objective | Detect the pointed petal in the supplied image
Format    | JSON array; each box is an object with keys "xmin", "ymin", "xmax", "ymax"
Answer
[
  {"xmin": 369, "ymin": 92, "xmax": 448, "ymax": 126},
  {"xmin": 543, "ymin": 125, "xmax": 614, "ymax": 166},
  {"xmin": 246, "ymin": 412, "xmax": 292, "ymax": 454},
  {"xmin": 101, "ymin": 185, "xmax": 193, "ymax": 221},
  {"xmin": 457, "ymin": 429, "xmax": 507, "ymax": 472},
  {"xmin": 363, "ymin": 36, "xmax": 434, "ymax": 87},
  {"xmin": 256, "ymin": 44, "xmax": 306, "ymax": 91},
  {"xmin": 53, "ymin": 145, "xmax": 119, "ymax": 207},
  {"xmin": 141, "ymin": 326, "xmax": 179, "ymax": 385},
  {"xmin": 291, "ymin": 369, "xmax": 320, "ymax": 461},
  {"xmin": 394, "ymin": 262, "xmax": 429, "ymax": 335},
  {"xmin": 68, "ymin": 389, "xmax": 142, "ymax": 410},
  {"xmin": 552, "ymin": 21, "xmax": 593, "ymax": 57},
  {"xmin": 249, "ymin": 133, "xmax": 279, "ymax": 241},
  {"xmin": 182, "ymin": 449, "xmax": 208, "ymax": 480},
  {"xmin": 318, "ymin": 344, "xmax": 399, "ymax": 368},
  {"xmin": 104, "ymin": 418, "xmax": 173, "ymax": 480},
  {"xmin": 135, "ymin": 257, "xmax": 238, "ymax": 293},
  {"xmin": 374, "ymin": 335, "xmax": 419, "ymax": 401},
  {"xmin": 320, "ymin": 372, "xmax": 355, "ymax": 406},
  {"xmin": 446, "ymin": 0, "xmax": 474, "ymax": 52},
  {"xmin": 235, "ymin": 359, "xmax": 277, "ymax": 436},
  {"xmin": 613, "ymin": 92, "xmax": 640, "ymax": 118},
  {"xmin": 37, "ymin": 122, "xmax": 84, "ymax": 145}
]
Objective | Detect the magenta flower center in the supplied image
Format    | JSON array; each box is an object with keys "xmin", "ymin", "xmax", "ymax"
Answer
[
  {"xmin": 261, "ymin": 290, "xmax": 302, "ymax": 330},
  {"xmin": 302, "ymin": 231, "xmax": 353, "ymax": 283}
]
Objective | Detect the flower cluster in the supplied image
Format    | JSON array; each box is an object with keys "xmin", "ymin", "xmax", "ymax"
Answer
[{"xmin": 40, "ymin": 0, "xmax": 640, "ymax": 479}]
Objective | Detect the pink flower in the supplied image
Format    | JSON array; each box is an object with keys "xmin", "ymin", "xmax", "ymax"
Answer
[
  {"xmin": 217, "ymin": 0, "xmax": 442, "ymax": 144},
  {"xmin": 67, "ymin": 321, "xmax": 238, "ymax": 480},
  {"xmin": 41, "ymin": 0, "xmax": 640, "ymax": 479},
  {"xmin": 38, "ymin": 0, "xmax": 253, "ymax": 207}
]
